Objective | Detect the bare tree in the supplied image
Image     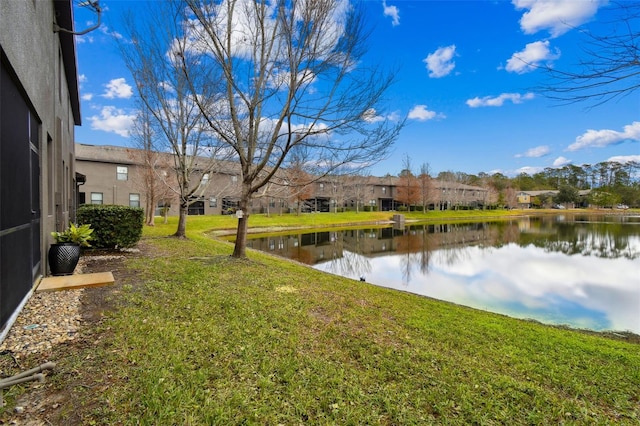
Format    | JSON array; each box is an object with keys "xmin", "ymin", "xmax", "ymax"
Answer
[
  {"xmin": 253, "ymin": 178, "xmax": 290, "ymax": 216},
  {"xmin": 285, "ymin": 154, "xmax": 314, "ymax": 215},
  {"xmin": 119, "ymin": 2, "xmax": 228, "ymax": 238},
  {"xmin": 127, "ymin": 106, "xmax": 177, "ymax": 226},
  {"xmin": 539, "ymin": 2, "xmax": 640, "ymax": 106},
  {"xmin": 396, "ymin": 154, "xmax": 419, "ymax": 210},
  {"xmin": 437, "ymin": 171, "xmax": 455, "ymax": 210},
  {"xmin": 348, "ymin": 171, "xmax": 371, "ymax": 213},
  {"xmin": 419, "ymin": 162, "xmax": 434, "ymax": 212},
  {"xmin": 181, "ymin": 0, "xmax": 402, "ymax": 257},
  {"xmin": 328, "ymin": 172, "xmax": 349, "ymax": 213}
]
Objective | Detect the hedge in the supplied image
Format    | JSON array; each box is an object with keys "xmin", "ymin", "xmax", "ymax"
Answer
[{"xmin": 77, "ymin": 205, "xmax": 144, "ymax": 249}]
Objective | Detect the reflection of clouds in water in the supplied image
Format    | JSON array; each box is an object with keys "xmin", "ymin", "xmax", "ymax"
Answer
[
  {"xmin": 319, "ymin": 244, "xmax": 640, "ymax": 334},
  {"xmin": 323, "ymin": 250, "xmax": 372, "ymax": 280}
]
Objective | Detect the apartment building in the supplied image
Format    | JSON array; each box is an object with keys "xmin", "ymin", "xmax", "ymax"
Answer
[
  {"xmin": 76, "ymin": 143, "xmax": 274, "ymax": 216},
  {"xmin": 76, "ymin": 144, "xmax": 491, "ymax": 217}
]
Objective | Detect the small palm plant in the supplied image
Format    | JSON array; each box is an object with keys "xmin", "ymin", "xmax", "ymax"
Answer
[
  {"xmin": 49, "ymin": 223, "xmax": 93, "ymax": 275},
  {"xmin": 51, "ymin": 223, "xmax": 93, "ymax": 247}
]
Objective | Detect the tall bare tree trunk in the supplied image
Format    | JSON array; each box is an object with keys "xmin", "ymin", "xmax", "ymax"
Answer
[
  {"xmin": 232, "ymin": 196, "xmax": 249, "ymax": 257},
  {"xmin": 146, "ymin": 185, "xmax": 156, "ymax": 226},
  {"xmin": 174, "ymin": 203, "xmax": 188, "ymax": 238}
]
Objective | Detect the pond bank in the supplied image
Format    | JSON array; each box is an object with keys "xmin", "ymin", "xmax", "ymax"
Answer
[{"xmin": 3, "ymin": 216, "xmax": 639, "ymax": 424}]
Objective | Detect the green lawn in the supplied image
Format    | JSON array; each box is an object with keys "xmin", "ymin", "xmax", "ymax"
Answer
[
  {"xmin": 7, "ymin": 211, "xmax": 640, "ymax": 424},
  {"xmin": 146, "ymin": 209, "xmax": 526, "ymax": 237}
]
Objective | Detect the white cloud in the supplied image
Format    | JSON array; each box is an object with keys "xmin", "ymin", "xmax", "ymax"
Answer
[
  {"xmin": 183, "ymin": 0, "xmax": 350, "ymax": 61},
  {"xmin": 99, "ymin": 24, "xmax": 124, "ymax": 40},
  {"xmin": 362, "ymin": 108, "xmax": 401, "ymax": 123},
  {"xmin": 75, "ymin": 35, "xmax": 94, "ymax": 44},
  {"xmin": 607, "ymin": 155, "xmax": 640, "ymax": 164},
  {"xmin": 362, "ymin": 108, "xmax": 385, "ymax": 123},
  {"xmin": 408, "ymin": 105, "xmax": 445, "ymax": 121},
  {"xmin": 88, "ymin": 106, "xmax": 136, "ymax": 137},
  {"xmin": 102, "ymin": 78, "xmax": 133, "ymax": 99},
  {"xmin": 78, "ymin": 74, "xmax": 90, "ymax": 100},
  {"xmin": 424, "ymin": 45, "xmax": 456, "ymax": 78},
  {"xmin": 266, "ymin": 69, "xmax": 316, "ymax": 91},
  {"xmin": 515, "ymin": 145, "xmax": 550, "ymax": 158},
  {"xmin": 467, "ymin": 92, "xmax": 535, "ymax": 107},
  {"xmin": 567, "ymin": 121, "xmax": 640, "ymax": 151},
  {"xmin": 552, "ymin": 156, "xmax": 571, "ymax": 167},
  {"xmin": 505, "ymin": 40, "xmax": 560, "ymax": 74},
  {"xmin": 158, "ymin": 81, "xmax": 176, "ymax": 93},
  {"xmin": 382, "ymin": 1, "xmax": 400, "ymax": 26},
  {"xmin": 513, "ymin": 0, "xmax": 604, "ymax": 38},
  {"xmin": 515, "ymin": 166, "xmax": 544, "ymax": 175}
]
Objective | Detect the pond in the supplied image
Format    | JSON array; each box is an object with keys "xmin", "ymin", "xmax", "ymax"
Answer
[{"xmin": 242, "ymin": 214, "xmax": 640, "ymax": 334}]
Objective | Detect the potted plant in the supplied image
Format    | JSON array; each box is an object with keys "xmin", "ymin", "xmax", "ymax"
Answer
[{"xmin": 48, "ymin": 223, "xmax": 93, "ymax": 276}]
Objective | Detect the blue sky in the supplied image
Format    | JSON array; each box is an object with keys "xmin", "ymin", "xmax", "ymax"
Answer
[{"xmin": 73, "ymin": 0, "xmax": 639, "ymax": 177}]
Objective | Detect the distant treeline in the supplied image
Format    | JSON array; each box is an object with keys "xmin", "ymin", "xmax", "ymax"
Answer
[{"xmin": 432, "ymin": 161, "xmax": 639, "ymax": 208}]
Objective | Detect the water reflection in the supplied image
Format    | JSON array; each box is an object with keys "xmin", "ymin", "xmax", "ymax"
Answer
[{"xmin": 245, "ymin": 215, "xmax": 640, "ymax": 333}]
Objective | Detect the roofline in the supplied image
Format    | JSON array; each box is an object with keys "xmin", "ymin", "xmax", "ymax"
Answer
[{"xmin": 54, "ymin": 0, "xmax": 81, "ymax": 125}]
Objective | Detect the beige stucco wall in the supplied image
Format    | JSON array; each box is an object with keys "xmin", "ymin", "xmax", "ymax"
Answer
[
  {"xmin": 1, "ymin": 0, "xmax": 78, "ymax": 262},
  {"xmin": 1, "ymin": 0, "xmax": 80, "ymax": 334}
]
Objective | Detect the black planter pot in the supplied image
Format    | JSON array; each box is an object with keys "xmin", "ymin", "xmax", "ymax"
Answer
[{"xmin": 48, "ymin": 243, "xmax": 81, "ymax": 276}]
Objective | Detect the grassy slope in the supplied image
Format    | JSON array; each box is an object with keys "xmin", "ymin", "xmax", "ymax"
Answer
[{"xmin": 87, "ymin": 211, "xmax": 640, "ymax": 424}]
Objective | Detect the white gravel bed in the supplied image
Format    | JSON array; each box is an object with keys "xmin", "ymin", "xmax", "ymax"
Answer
[{"xmin": 0, "ymin": 290, "xmax": 83, "ymax": 360}]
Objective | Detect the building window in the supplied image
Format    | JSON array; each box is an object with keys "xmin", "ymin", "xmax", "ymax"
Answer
[
  {"xmin": 209, "ymin": 197, "xmax": 217, "ymax": 208},
  {"xmin": 129, "ymin": 193, "xmax": 140, "ymax": 208},
  {"xmin": 319, "ymin": 183, "xmax": 324, "ymax": 191},
  {"xmin": 382, "ymin": 187, "xmax": 386, "ymax": 194},
  {"xmin": 117, "ymin": 166, "xmax": 128, "ymax": 181},
  {"xmin": 232, "ymin": 175, "xmax": 238, "ymax": 183},
  {"xmin": 198, "ymin": 173, "xmax": 210, "ymax": 191},
  {"xmin": 370, "ymin": 199, "xmax": 376, "ymax": 206},
  {"xmin": 91, "ymin": 192, "xmax": 103, "ymax": 205}
]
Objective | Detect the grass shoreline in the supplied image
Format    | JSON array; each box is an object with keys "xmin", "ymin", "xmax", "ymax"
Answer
[
  {"xmin": 3, "ymin": 208, "xmax": 639, "ymax": 424},
  {"xmin": 107, "ymin": 210, "xmax": 640, "ymax": 423},
  {"xmin": 198, "ymin": 207, "xmax": 636, "ymax": 237}
]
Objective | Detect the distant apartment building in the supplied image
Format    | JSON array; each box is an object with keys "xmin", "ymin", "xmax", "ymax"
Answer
[
  {"xmin": 76, "ymin": 144, "xmax": 491, "ymax": 216},
  {"xmin": 516, "ymin": 190, "xmax": 591, "ymax": 208},
  {"xmin": 1, "ymin": 1, "xmax": 81, "ymax": 335},
  {"xmin": 76, "ymin": 143, "xmax": 258, "ymax": 216}
]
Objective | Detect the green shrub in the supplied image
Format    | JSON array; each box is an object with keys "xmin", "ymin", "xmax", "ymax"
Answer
[{"xmin": 77, "ymin": 205, "xmax": 144, "ymax": 249}]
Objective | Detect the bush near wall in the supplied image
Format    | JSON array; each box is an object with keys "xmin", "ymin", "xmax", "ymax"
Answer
[{"xmin": 77, "ymin": 205, "xmax": 144, "ymax": 249}]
